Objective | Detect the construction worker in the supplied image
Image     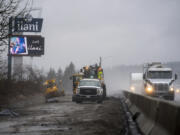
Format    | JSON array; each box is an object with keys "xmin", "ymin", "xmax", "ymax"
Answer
[
  {"xmin": 98, "ymin": 67, "xmax": 103, "ymax": 80},
  {"xmin": 84, "ymin": 66, "xmax": 90, "ymax": 78}
]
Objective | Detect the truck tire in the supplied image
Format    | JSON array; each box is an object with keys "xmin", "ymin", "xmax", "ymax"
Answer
[
  {"xmin": 76, "ymin": 100, "xmax": 82, "ymax": 104},
  {"xmin": 103, "ymin": 84, "xmax": 106, "ymax": 99},
  {"xmin": 168, "ymin": 96, "xmax": 174, "ymax": 101},
  {"xmin": 72, "ymin": 96, "xmax": 75, "ymax": 102},
  {"xmin": 97, "ymin": 100, "xmax": 103, "ymax": 104}
]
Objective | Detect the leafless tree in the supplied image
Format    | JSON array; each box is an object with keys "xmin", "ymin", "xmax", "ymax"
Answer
[
  {"xmin": 0, "ymin": 0, "xmax": 33, "ymax": 79},
  {"xmin": 0, "ymin": 0, "xmax": 33, "ymax": 52}
]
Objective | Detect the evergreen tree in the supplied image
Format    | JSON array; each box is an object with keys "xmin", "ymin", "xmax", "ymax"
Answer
[
  {"xmin": 47, "ymin": 68, "xmax": 56, "ymax": 80},
  {"xmin": 62, "ymin": 62, "xmax": 76, "ymax": 92},
  {"xmin": 56, "ymin": 67, "xmax": 63, "ymax": 81}
]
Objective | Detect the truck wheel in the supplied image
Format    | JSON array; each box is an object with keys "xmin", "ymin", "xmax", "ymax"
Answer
[
  {"xmin": 72, "ymin": 96, "xmax": 75, "ymax": 102},
  {"xmin": 97, "ymin": 99, "xmax": 103, "ymax": 104},
  {"xmin": 169, "ymin": 96, "xmax": 174, "ymax": 101},
  {"xmin": 76, "ymin": 100, "xmax": 82, "ymax": 104},
  {"xmin": 45, "ymin": 96, "xmax": 48, "ymax": 103},
  {"xmin": 103, "ymin": 85, "xmax": 107, "ymax": 99}
]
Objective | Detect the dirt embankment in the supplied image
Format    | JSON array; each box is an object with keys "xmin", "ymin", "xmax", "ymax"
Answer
[{"xmin": 0, "ymin": 80, "xmax": 44, "ymax": 108}]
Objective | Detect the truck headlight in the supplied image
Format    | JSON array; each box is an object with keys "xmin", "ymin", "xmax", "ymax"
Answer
[
  {"xmin": 130, "ymin": 86, "xmax": 135, "ymax": 91},
  {"xmin": 146, "ymin": 84, "xmax": 153, "ymax": 93},
  {"xmin": 170, "ymin": 87, "xmax": 174, "ymax": 92},
  {"xmin": 97, "ymin": 88, "xmax": 103, "ymax": 95},
  {"xmin": 176, "ymin": 89, "xmax": 180, "ymax": 93}
]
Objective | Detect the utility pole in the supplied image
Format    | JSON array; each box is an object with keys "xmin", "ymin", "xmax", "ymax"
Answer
[{"xmin": 99, "ymin": 57, "xmax": 102, "ymax": 67}]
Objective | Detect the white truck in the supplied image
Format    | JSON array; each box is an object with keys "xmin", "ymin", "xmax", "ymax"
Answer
[
  {"xmin": 75, "ymin": 79, "xmax": 104, "ymax": 103},
  {"xmin": 130, "ymin": 73, "xmax": 143, "ymax": 94},
  {"xmin": 143, "ymin": 62, "xmax": 177, "ymax": 100}
]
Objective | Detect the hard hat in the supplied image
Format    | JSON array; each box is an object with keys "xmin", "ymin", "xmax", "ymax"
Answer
[
  {"xmin": 98, "ymin": 67, "xmax": 102, "ymax": 71},
  {"xmin": 85, "ymin": 66, "xmax": 89, "ymax": 70}
]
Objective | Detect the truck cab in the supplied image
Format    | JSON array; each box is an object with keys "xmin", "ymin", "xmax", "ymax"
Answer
[{"xmin": 143, "ymin": 63, "xmax": 177, "ymax": 100}]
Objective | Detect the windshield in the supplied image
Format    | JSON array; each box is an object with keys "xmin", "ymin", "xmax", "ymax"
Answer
[
  {"xmin": 79, "ymin": 80, "xmax": 101, "ymax": 87},
  {"xmin": 147, "ymin": 71, "xmax": 172, "ymax": 79}
]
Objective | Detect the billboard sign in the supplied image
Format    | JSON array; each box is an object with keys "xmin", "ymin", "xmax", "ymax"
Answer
[
  {"xmin": 14, "ymin": 18, "xmax": 43, "ymax": 32},
  {"xmin": 10, "ymin": 36, "xmax": 44, "ymax": 56},
  {"xmin": 10, "ymin": 37, "xmax": 28, "ymax": 55},
  {"xmin": 27, "ymin": 36, "xmax": 44, "ymax": 55}
]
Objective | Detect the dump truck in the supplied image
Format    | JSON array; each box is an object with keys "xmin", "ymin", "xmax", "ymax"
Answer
[
  {"xmin": 143, "ymin": 62, "xmax": 177, "ymax": 100},
  {"xmin": 130, "ymin": 73, "xmax": 143, "ymax": 94}
]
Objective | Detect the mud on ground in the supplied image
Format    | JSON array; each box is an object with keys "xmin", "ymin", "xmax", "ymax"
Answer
[{"xmin": 0, "ymin": 95, "xmax": 126, "ymax": 135}]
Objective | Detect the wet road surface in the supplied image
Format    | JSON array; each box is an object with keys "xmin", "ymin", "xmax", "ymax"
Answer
[{"xmin": 0, "ymin": 95, "xmax": 126, "ymax": 135}]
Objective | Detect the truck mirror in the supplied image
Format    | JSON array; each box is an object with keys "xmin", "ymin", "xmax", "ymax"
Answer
[
  {"xmin": 175, "ymin": 74, "xmax": 178, "ymax": 80},
  {"xmin": 69, "ymin": 76, "xmax": 72, "ymax": 80}
]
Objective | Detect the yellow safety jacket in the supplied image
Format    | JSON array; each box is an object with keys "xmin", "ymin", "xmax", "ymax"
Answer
[{"xmin": 98, "ymin": 71, "xmax": 103, "ymax": 80}]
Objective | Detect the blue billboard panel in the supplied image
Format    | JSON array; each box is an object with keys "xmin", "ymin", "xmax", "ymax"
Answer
[
  {"xmin": 10, "ymin": 36, "xmax": 44, "ymax": 56},
  {"xmin": 10, "ymin": 37, "xmax": 28, "ymax": 55}
]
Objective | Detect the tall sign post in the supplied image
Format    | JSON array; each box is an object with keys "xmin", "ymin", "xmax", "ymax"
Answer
[
  {"xmin": 7, "ymin": 16, "xmax": 44, "ymax": 80},
  {"xmin": 8, "ymin": 17, "xmax": 13, "ymax": 80}
]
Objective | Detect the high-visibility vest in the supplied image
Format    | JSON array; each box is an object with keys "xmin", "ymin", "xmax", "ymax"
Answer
[{"xmin": 98, "ymin": 71, "xmax": 103, "ymax": 79}]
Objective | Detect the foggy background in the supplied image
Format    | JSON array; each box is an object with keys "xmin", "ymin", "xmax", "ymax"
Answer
[
  {"xmin": 24, "ymin": 0, "xmax": 180, "ymax": 70},
  {"xmin": 1, "ymin": 0, "xmax": 180, "ymax": 95},
  {"xmin": 24, "ymin": 0, "xmax": 180, "ymax": 95}
]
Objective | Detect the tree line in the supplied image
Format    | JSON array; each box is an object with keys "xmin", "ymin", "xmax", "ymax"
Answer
[
  {"xmin": 0, "ymin": 0, "xmax": 76, "ymax": 93},
  {"xmin": 46, "ymin": 62, "xmax": 76, "ymax": 92}
]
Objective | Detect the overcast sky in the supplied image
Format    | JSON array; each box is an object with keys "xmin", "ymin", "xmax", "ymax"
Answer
[{"xmin": 25, "ymin": 0, "xmax": 180, "ymax": 71}]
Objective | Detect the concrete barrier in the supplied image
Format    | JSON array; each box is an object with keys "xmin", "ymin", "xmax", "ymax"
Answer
[{"xmin": 123, "ymin": 91, "xmax": 180, "ymax": 135}]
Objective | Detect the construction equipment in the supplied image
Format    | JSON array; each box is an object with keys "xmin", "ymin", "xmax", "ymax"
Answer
[
  {"xmin": 143, "ymin": 62, "xmax": 177, "ymax": 100},
  {"xmin": 70, "ymin": 59, "xmax": 107, "ymax": 102},
  {"xmin": 70, "ymin": 73, "xmax": 83, "ymax": 101},
  {"xmin": 43, "ymin": 79, "xmax": 65, "ymax": 102},
  {"xmin": 82, "ymin": 64, "xmax": 107, "ymax": 98}
]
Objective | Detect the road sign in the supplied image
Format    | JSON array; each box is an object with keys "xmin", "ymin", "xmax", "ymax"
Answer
[{"xmin": 14, "ymin": 18, "xmax": 43, "ymax": 32}]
